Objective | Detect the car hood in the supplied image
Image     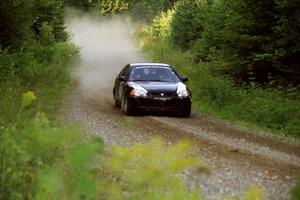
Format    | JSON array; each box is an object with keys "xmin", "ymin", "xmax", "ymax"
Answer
[{"xmin": 135, "ymin": 81, "xmax": 179, "ymax": 94}]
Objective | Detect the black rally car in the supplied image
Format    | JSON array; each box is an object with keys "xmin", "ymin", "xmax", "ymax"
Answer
[{"xmin": 113, "ymin": 63, "xmax": 192, "ymax": 117}]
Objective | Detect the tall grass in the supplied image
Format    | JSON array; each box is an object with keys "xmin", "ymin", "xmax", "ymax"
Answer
[
  {"xmin": 136, "ymin": 27, "xmax": 300, "ymax": 140},
  {"xmin": 99, "ymin": 139, "xmax": 206, "ymax": 200},
  {"xmin": 0, "ymin": 107, "xmax": 103, "ymax": 200},
  {"xmin": 0, "ymin": 37, "xmax": 83, "ymax": 199},
  {"xmin": 0, "ymin": 41, "xmax": 78, "ymax": 124}
]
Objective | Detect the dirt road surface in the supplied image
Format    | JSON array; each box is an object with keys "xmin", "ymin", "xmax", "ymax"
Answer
[{"xmin": 62, "ymin": 14, "xmax": 300, "ymax": 200}]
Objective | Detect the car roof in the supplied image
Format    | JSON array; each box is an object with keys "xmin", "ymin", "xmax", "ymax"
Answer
[{"xmin": 129, "ymin": 63, "xmax": 171, "ymax": 67}]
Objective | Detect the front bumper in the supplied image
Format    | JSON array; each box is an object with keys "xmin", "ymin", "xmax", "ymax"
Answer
[{"xmin": 127, "ymin": 96, "xmax": 191, "ymax": 112}]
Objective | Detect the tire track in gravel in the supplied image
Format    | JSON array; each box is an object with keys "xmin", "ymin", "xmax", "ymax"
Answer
[
  {"xmin": 62, "ymin": 13, "xmax": 300, "ymax": 200},
  {"xmin": 151, "ymin": 115, "xmax": 300, "ymax": 166}
]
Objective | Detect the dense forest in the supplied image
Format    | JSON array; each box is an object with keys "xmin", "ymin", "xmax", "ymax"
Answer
[
  {"xmin": 1, "ymin": 0, "xmax": 299, "ymax": 199},
  {"xmin": 69, "ymin": 0, "xmax": 300, "ymax": 85},
  {"xmin": 4, "ymin": 0, "xmax": 298, "ymax": 87}
]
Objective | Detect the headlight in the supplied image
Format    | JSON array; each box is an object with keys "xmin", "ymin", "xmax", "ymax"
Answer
[
  {"xmin": 130, "ymin": 88, "xmax": 148, "ymax": 97},
  {"xmin": 177, "ymin": 82, "xmax": 190, "ymax": 97},
  {"xmin": 128, "ymin": 82, "xmax": 148, "ymax": 97}
]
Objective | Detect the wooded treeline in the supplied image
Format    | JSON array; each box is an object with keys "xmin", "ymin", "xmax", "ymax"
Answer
[
  {"xmin": 2, "ymin": 0, "xmax": 299, "ymax": 87},
  {"xmin": 167, "ymin": 0, "xmax": 300, "ymax": 85},
  {"xmin": 0, "ymin": 0, "xmax": 72, "ymax": 84},
  {"xmin": 1, "ymin": 1, "xmax": 78, "ymax": 199},
  {"xmin": 66, "ymin": 0, "xmax": 300, "ymax": 86},
  {"xmin": 0, "ymin": 0, "xmax": 67, "ymax": 50}
]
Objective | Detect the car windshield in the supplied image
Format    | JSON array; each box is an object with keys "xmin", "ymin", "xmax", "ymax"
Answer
[{"xmin": 129, "ymin": 66, "xmax": 181, "ymax": 83}]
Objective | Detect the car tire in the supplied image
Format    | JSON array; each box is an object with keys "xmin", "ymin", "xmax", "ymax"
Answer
[
  {"xmin": 113, "ymin": 90, "xmax": 120, "ymax": 107},
  {"xmin": 121, "ymin": 96, "xmax": 135, "ymax": 116},
  {"xmin": 113, "ymin": 95, "xmax": 120, "ymax": 107}
]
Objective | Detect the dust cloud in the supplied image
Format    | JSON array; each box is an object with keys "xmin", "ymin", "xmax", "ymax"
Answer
[{"xmin": 66, "ymin": 13, "xmax": 146, "ymax": 108}]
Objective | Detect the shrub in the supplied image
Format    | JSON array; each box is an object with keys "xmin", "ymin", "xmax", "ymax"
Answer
[
  {"xmin": 291, "ymin": 179, "xmax": 300, "ymax": 200},
  {"xmin": 151, "ymin": 9, "xmax": 174, "ymax": 40},
  {"xmin": 170, "ymin": 0, "xmax": 208, "ymax": 50},
  {"xmin": 64, "ymin": 0, "xmax": 98, "ymax": 11},
  {"xmin": 0, "ymin": 91, "xmax": 103, "ymax": 200},
  {"xmin": 98, "ymin": 0, "xmax": 129, "ymax": 16},
  {"xmin": 98, "ymin": 139, "xmax": 206, "ymax": 200}
]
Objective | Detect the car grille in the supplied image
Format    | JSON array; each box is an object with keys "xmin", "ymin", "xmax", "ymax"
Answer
[{"xmin": 149, "ymin": 92, "xmax": 176, "ymax": 98}]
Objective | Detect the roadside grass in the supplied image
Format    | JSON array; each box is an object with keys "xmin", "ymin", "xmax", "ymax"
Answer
[
  {"xmin": 136, "ymin": 30, "xmax": 300, "ymax": 141},
  {"xmin": 0, "ymin": 41, "xmax": 78, "ymax": 125},
  {"xmin": 0, "ymin": 108, "xmax": 104, "ymax": 200},
  {"xmin": 0, "ymin": 39, "xmax": 85, "ymax": 199},
  {"xmin": 99, "ymin": 138, "xmax": 206, "ymax": 200},
  {"xmin": 291, "ymin": 179, "xmax": 300, "ymax": 200}
]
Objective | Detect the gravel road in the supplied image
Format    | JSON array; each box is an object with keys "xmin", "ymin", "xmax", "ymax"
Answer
[{"xmin": 62, "ymin": 14, "xmax": 300, "ymax": 200}]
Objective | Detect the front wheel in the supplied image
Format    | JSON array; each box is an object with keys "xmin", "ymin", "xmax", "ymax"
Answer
[
  {"xmin": 121, "ymin": 96, "xmax": 135, "ymax": 116},
  {"xmin": 113, "ymin": 95, "xmax": 120, "ymax": 107},
  {"xmin": 113, "ymin": 89, "xmax": 120, "ymax": 107}
]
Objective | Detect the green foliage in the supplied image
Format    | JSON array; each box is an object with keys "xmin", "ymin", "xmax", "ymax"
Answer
[
  {"xmin": 99, "ymin": 139, "xmax": 206, "ymax": 200},
  {"xmin": 151, "ymin": 9, "xmax": 175, "ymax": 40},
  {"xmin": 291, "ymin": 179, "xmax": 300, "ymax": 200},
  {"xmin": 0, "ymin": 109, "xmax": 103, "ymax": 200},
  {"xmin": 225, "ymin": 186, "xmax": 265, "ymax": 200},
  {"xmin": 99, "ymin": 0, "xmax": 129, "ymax": 16},
  {"xmin": 0, "ymin": 0, "xmax": 72, "ymax": 122},
  {"xmin": 67, "ymin": 0, "xmax": 300, "ymax": 84},
  {"xmin": 0, "ymin": 41, "xmax": 78, "ymax": 125},
  {"xmin": 32, "ymin": 0, "xmax": 68, "ymax": 42},
  {"xmin": 203, "ymin": 0, "xmax": 282, "ymax": 81},
  {"xmin": 64, "ymin": 0, "xmax": 98, "ymax": 11},
  {"xmin": 134, "ymin": 0, "xmax": 300, "ymax": 84},
  {"xmin": 1, "ymin": 90, "xmax": 207, "ymax": 200},
  {"xmin": 0, "ymin": 0, "xmax": 33, "ymax": 49},
  {"xmin": 0, "ymin": 2, "xmax": 106, "ymax": 200},
  {"xmin": 0, "ymin": 0, "xmax": 68, "ymax": 51},
  {"xmin": 34, "ymin": 133, "xmax": 103, "ymax": 200},
  {"xmin": 196, "ymin": 0, "xmax": 300, "ymax": 84},
  {"xmin": 125, "ymin": 0, "xmax": 177, "ymax": 22},
  {"xmin": 95, "ymin": 0, "xmax": 177, "ymax": 21},
  {"xmin": 170, "ymin": 0, "xmax": 208, "ymax": 50},
  {"xmin": 243, "ymin": 186, "xmax": 264, "ymax": 200},
  {"xmin": 1, "ymin": 32, "xmax": 206, "ymax": 199},
  {"xmin": 38, "ymin": 22, "xmax": 56, "ymax": 46}
]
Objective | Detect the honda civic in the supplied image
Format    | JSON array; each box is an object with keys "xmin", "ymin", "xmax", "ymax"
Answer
[{"xmin": 113, "ymin": 63, "xmax": 192, "ymax": 117}]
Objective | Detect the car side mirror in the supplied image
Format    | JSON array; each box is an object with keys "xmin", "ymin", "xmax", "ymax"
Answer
[
  {"xmin": 118, "ymin": 76, "xmax": 126, "ymax": 82},
  {"xmin": 181, "ymin": 77, "xmax": 188, "ymax": 82}
]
